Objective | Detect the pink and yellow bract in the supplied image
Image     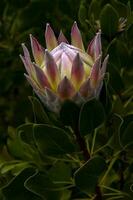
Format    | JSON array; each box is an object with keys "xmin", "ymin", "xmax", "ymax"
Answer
[{"xmin": 20, "ymin": 22, "xmax": 109, "ymax": 112}]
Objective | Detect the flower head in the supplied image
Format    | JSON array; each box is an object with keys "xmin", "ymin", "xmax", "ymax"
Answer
[{"xmin": 20, "ymin": 22, "xmax": 108, "ymax": 112}]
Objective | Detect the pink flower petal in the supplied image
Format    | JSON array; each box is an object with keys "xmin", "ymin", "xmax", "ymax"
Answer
[
  {"xmin": 87, "ymin": 31, "xmax": 101, "ymax": 60},
  {"xmin": 45, "ymin": 50, "xmax": 59, "ymax": 89},
  {"xmin": 30, "ymin": 34, "xmax": 45, "ymax": 66},
  {"xmin": 45, "ymin": 87, "xmax": 58, "ymax": 102},
  {"xmin": 51, "ymin": 47, "xmax": 62, "ymax": 63},
  {"xmin": 25, "ymin": 74, "xmax": 47, "ymax": 103},
  {"xmin": 90, "ymin": 56, "xmax": 101, "ymax": 88},
  {"xmin": 45, "ymin": 23, "xmax": 58, "ymax": 51},
  {"xmin": 79, "ymin": 78, "xmax": 93, "ymax": 98},
  {"xmin": 60, "ymin": 52, "xmax": 72, "ymax": 79},
  {"xmin": 64, "ymin": 44, "xmax": 76, "ymax": 62},
  {"xmin": 58, "ymin": 30, "xmax": 68, "ymax": 44},
  {"xmin": 57, "ymin": 76, "xmax": 75, "ymax": 99},
  {"xmin": 71, "ymin": 53, "xmax": 85, "ymax": 89},
  {"xmin": 71, "ymin": 21, "xmax": 84, "ymax": 50},
  {"xmin": 33, "ymin": 63, "xmax": 51, "ymax": 89},
  {"xmin": 24, "ymin": 73, "xmax": 41, "ymax": 91},
  {"xmin": 20, "ymin": 43, "xmax": 34, "ymax": 76},
  {"xmin": 100, "ymin": 54, "xmax": 109, "ymax": 77},
  {"xmin": 45, "ymin": 88, "xmax": 61, "ymax": 112}
]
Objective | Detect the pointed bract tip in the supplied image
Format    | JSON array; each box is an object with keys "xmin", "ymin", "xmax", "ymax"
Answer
[
  {"xmin": 46, "ymin": 23, "xmax": 50, "ymax": 27},
  {"xmin": 21, "ymin": 43, "xmax": 28, "ymax": 52},
  {"xmin": 58, "ymin": 76, "xmax": 75, "ymax": 99},
  {"xmin": 45, "ymin": 49, "xmax": 48, "ymax": 53},
  {"xmin": 71, "ymin": 21, "xmax": 84, "ymax": 50},
  {"xmin": 21, "ymin": 43, "xmax": 25, "ymax": 47},
  {"xmin": 45, "ymin": 23, "xmax": 58, "ymax": 50},
  {"xmin": 87, "ymin": 30, "xmax": 102, "ymax": 60},
  {"xmin": 71, "ymin": 53, "xmax": 84, "ymax": 88},
  {"xmin": 100, "ymin": 54, "xmax": 109, "ymax": 76},
  {"xmin": 45, "ymin": 49, "xmax": 51, "ymax": 58},
  {"xmin": 30, "ymin": 34, "xmax": 35, "ymax": 42},
  {"xmin": 19, "ymin": 54, "xmax": 22, "ymax": 58},
  {"xmin": 106, "ymin": 54, "xmax": 109, "ymax": 59},
  {"xmin": 58, "ymin": 30, "xmax": 68, "ymax": 44},
  {"xmin": 71, "ymin": 21, "xmax": 78, "ymax": 31},
  {"xmin": 24, "ymin": 73, "xmax": 28, "ymax": 78}
]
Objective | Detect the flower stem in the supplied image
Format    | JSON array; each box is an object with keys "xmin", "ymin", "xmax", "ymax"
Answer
[
  {"xmin": 74, "ymin": 126, "xmax": 102, "ymax": 199},
  {"xmin": 94, "ymin": 186, "xmax": 102, "ymax": 200},
  {"xmin": 74, "ymin": 125, "xmax": 90, "ymax": 161}
]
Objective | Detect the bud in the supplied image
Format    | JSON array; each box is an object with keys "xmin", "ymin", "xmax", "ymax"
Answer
[{"xmin": 20, "ymin": 22, "xmax": 109, "ymax": 112}]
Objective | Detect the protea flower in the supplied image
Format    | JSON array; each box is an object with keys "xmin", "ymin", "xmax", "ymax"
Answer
[{"xmin": 20, "ymin": 22, "xmax": 109, "ymax": 112}]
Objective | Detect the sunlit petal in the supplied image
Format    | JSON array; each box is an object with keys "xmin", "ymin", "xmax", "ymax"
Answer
[
  {"xmin": 87, "ymin": 31, "xmax": 101, "ymax": 60},
  {"xmin": 33, "ymin": 63, "xmax": 51, "ymax": 89},
  {"xmin": 30, "ymin": 34, "xmax": 45, "ymax": 67},
  {"xmin": 58, "ymin": 30, "xmax": 68, "ymax": 44},
  {"xmin": 90, "ymin": 55, "xmax": 101, "ymax": 88},
  {"xmin": 45, "ymin": 23, "xmax": 58, "ymax": 51},
  {"xmin": 45, "ymin": 50, "xmax": 59, "ymax": 90},
  {"xmin": 71, "ymin": 21, "xmax": 84, "ymax": 50},
  {"xmin": 57, "ymin": 76, "xmax": 75, "ymax": 99},
  {"xmin": 60, "ymin": 52, "xmax": 72, "ymax": 79},
  {"xmin": 71, "ymin": 53, "xmax": 85, "ymax": 89}
]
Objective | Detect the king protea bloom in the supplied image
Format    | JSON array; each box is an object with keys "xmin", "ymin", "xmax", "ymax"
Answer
[{"xmin": 20, "ymin": 22, "xmax": 109, "ymax": 112}]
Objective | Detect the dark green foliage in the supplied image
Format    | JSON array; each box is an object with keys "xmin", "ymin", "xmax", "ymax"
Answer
[
  {"xmin": 2, "ymin": 168, "xmax": 42, "ymax": 200},
  {"xmin": 79, "ymin": 98, "xmax": 105, "ymax": 135},
  {"xmin": 33, "ymin": 124, "xmax": 75, "ymax": 156},
  {"xmin": 100, "ymin": 4, "xmax": 119, "ymax": 38},
  {"xmin": 74, "ymin": 156, "xmax": 107, "ymax": 194},
  {"xmin": 0, "ymin": 0, "xmax": 133, "ymax": 199}
]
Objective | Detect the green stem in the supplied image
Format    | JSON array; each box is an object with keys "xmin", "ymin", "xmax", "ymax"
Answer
[
  {"xmin": 90, "ymin": 129, "xmax": 97, "ymax": 156},
  {"xmin": 100, "ymin": 156, "xmax": 118, "ymax": 185}
]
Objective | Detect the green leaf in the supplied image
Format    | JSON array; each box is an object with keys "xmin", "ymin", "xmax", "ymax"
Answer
[
  {"xmin": 7, "ymin": 133, "xmax": 30, "ymax": 160},
  {"xmin": 7, "ymin": 125, "xmax": 39, "ymax": 161},
  {"xmin": 16, "ymin": 123, "xmax": 44, "ymax": 166},
  {"xmin": 48, "ymin": 161, "xmax": 72, "ymax": 184},
  {"xmin": 107, "ymin": 39, "xmax": 129, "ymax": 69},
  {"xmin": 128, "ymin": 48, "xmax": 133, "ymax": 70},
  {"xmin": 79, "ymin": 98, "xmax": 105, "ymax": 136},
  {"xmin": 25, "ymin": 171, "xmax": 70, "ymax": 200},
  {"xmin": 88, "ymin": 0, "xmax": 101, "ymax": 19},
  {"xmin": 100, "ymin": 4, "xmax": 119, "ymax": 38},
  {"xmin": 108, "ymin": 62, "xmax": 124, "ymax": 93},
  {"xmin": 0, "ymin": 161, "xmax": 30, "ymax": 175},
  {"xmin": 78, "ymin": 0, "xmax": 87, "ymax": 26},
  {"xmin": 123, "ymin": 181, "xmax": 133, "ymax": 200},
  {"xmin": 29, "ymin": 96, "xmax": 50, "ymax": 124},
  {"xmin": 120, "ymin": 121, "xmax": 133, "ymax": 149},
  {"xmin": 33, "ymin": 124, "xmax": 75, "ymax": 156},
  {"xmin": 107, "ymin": 114, "xmax": 123, "ymax": 150},
  {"xmin": 99, "ymin": 80, "xmax": 112, "ymax": 115},
  {"xmin": 112, "ymin": 0, "xmax": 128, "ymax": 17},
  {"xmin": 2, "ymin": 168, "xmax": 41, "ymax": 200},
  {"xmin": 120, "ymin": 114, "xmax": 133, "ymax": 135},
  {"xmin": 17, "ymin": 123, "xmax": 34, "ymax": 146},
  {"xmin": 74, "ymin": 156, "xmax": 107, "ymax": 194},
  {"xmin": 60, "ymin": 100, "xmax": 80, "ymax": 129}
]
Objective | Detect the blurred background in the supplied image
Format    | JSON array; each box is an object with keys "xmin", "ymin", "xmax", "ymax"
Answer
[{"xmin": 0, "ymin": 0, "xmax": 133, "ymax": 148}]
